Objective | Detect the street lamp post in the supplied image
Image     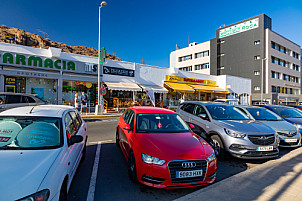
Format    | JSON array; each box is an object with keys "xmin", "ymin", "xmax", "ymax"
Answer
[
  {"xmin": 261, "ymin": 58, "xmax": 267, "ymax": 104},
  {"xmin": 96, "ymin": 1, "xmax": 107, "ymax": 115}
]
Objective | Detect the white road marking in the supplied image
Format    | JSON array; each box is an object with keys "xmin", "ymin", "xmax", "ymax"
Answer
[
  {"xmin": 88, "ymin": 140, "xmax": 112, "ymax": 145},
  {"xmin": 86, "ymin": 141, "xmax": 102, "ymax": 201}
]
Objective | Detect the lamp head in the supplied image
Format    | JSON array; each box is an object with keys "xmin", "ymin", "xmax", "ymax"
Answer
[{"xmin": 100, "ymin": 1, "xmax": 107, "ymax": 7}]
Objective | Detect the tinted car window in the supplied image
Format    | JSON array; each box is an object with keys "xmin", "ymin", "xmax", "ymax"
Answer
[
  {"xmin": 65, "ymin": 112, "xmax": 77, "ymax": 138},
  {"xmin": 272, "ymin": 107, "xmax": 302, "ymax": 118},
  {"xmin": 27, "ymin": 96, "xmax": 36, "ymax": 103},
  {"xmin": 206, "ymin": 105, "xmax": 250, "ymax": 120},
  {"xmin": 128, "ymin": 111, "xmax": 135, "ymax": 130},
  {"xmin": 123, "ymin": 110, "xmax": 130, "ymax": 122},
  {"xmin": 194, "ymin": 105, "xmax": 207, "ymax": 116},
  {"xmin": 20, "ymin": 96, "xmax": 28, "ymax": 103},
  {"xmin": 245, "ymin": 107, "xmax": 283, "ymax": 121},
  {"xmin": 6, "ymin": 95, "xmax": 21, "ymax": 104},
  {"xmin": 0, "ymin": 95, "xmax": 5, "ymax": 104},
  {"xmin": 183, "ymin": 104, "xmax": 195, "ymax": 114},
  {"xmin": 70, "ymin": 111, "xmax": 81, "ymax": 131}
]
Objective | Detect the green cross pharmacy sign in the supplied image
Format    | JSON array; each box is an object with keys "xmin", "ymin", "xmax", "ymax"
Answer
[{"xmin": 219, "ymin": 18, "xmax": 259, "ymax": 38}]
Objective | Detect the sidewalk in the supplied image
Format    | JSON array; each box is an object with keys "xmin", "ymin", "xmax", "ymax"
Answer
[
  {"xmin": 175, "ymin": 147, "xmax": 302, "ymax": 201},
  {"xmin": 81, "ymin": 112, "xmax": 122, "ymax": 119}
]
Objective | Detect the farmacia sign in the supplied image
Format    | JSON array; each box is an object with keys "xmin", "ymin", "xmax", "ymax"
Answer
[{"xmin": 0, "ymin": 52, "xmax": 75, "ymax": 71}]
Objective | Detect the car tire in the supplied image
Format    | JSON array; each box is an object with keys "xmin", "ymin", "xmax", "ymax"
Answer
[
  {"xmin": 59, "ymin": 181, "xmax": 67, "ymax": 201},
  {"xmin": 128, "ymin": 152, "xmax": 138, "ymax": 183},
  {"xmin": 116, "ymin": 128, "xmax": 120, "ymax": 148},
  {"xmin": 211, "ymin": 135, "xmax": 225, "ymax": 159}
]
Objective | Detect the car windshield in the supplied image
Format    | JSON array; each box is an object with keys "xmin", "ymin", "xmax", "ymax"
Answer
[
  {"xmin": 206, "ymin": 105, "xmax": 250, "ymax": 120},
  {"xmin": 0, "ymin": 116, "xmax": 62, "ymax": 150},
  {"xmin": 136, "ymin": 113, "xmax": 190, "ymax": 133},
  {"xmin": 245, "ymin": 107, "xmax": 283, "ymax": 121},
  {"xmin": 272, "ymin": 107, "xmax": 302, "ymax": 118}
]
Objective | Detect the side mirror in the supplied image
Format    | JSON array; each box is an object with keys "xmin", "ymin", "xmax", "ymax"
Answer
[
  {"xmin": 189, "ymin": 124, "xmax": 195, "ymax": 129},
  {"xmin": 124, "ymin": 124, "xmax": 131, "ymax": 130},
  {"xmin": 70, "ymin": 135, "xmax": 83, "ymax": 145},
  {"xmin": 198, "ymin": 114, "xmax": 207, "ymax": 119}
]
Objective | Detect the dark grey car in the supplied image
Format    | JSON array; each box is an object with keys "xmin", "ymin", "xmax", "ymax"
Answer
[
  {"xmin": 176, "ymin": 102, "xmax": 279, "ymax": 159},
  {"xmin": 0, "ymin": 92, "xmax": 46, "ymax": 112}
]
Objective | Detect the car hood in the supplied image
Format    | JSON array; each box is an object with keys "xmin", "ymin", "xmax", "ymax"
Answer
[
  {"xmin": 283, "ymin": 118, "xmax": 302, "ymax": 125},
  {"xmin": 214, "ymin": 120, "xmax": 274, "ymax": 134},
  {"xmin": 136, "ymin": 132, "xmax": 211, "ymax": 161},
  {"xmin": 0, "ymin": 148, "xmax": 61, "ymax": 201},
  {"xmin": 258, "ymin": 120, "xmax": 297, "ymax": 133}
]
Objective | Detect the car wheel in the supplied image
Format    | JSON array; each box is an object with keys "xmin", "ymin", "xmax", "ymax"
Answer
[
  {"xmin": 128, "ymin": 152, "xmax": 138, "ymax": 183},
  {"xmin": 59, "ymin": 181, "xmax": 67, "ymax": 201},
  {"xmin": 211, "ymin": 135, "xmax": 225, "ymax": 159},
  {"xmin": 116, "ymin": 128, "xmax": 120, "ymax": 148}
]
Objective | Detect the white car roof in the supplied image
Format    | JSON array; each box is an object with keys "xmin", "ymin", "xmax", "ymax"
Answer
[{"xmin": 0, "ymin": 105, "xmax": 75, "ymax": 118}]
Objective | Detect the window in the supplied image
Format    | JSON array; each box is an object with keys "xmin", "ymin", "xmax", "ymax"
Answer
[
  {"xmin": 195, "ymin": 51, "xmax": 209, "ymax": 58},
  {"xmin": 194, "ymin": 105, "xmax": 208, "ymax": 118},
  {"xmin": 65, "ymin": 112, "xmax": 77, "ymax": 138},
  {"xmin": 27, "ymin": 96, "xmax": 36, "ymax": 103},
  {"xmin": 70, "ymin": 111, "xmax": 81, "ymax": 131},
  {"xmin": 20, "ymin": 96, "xmax": 27, "ymax": 103},
  {"xmin": 254, "ymin": 40, "xmax": 260, "ymax": 45},
  {"xmin": 254, "ymin": 55, "xmax": 260, "ymax": 60},
  {"xmin": 195, "ymin": 65, "xmax": 201, "ymax": 70},
  {"xmin": 271, "ymin": 42, "xmax": 276, "ymax": 49},
  {"xmin": 254, "ymin": 71, "xmax": 260, "ymax": 75},
  {"xmin": 271, "ymin": 86, "xmax": 276, "ymax": 92},
  {"xmin": 182, "ymin": 103, "xmax": 195, "ymax": 114},
  {"xmin": 254, "ymin": 87, "xmax": 260, "ymax": 91},
  {"xmin": 0, "ymin": 95, "xmax": 5, "ymax": 104},
  {"xmin": 271, "ymin": 71, "xmax": 276, "ymax": 78},
  {"xmin": 204, "ymin": 51, "xmax": 209, "ymax": 57},
  {"xmin": 6, "ymin": 95, "xmax": 21, "ymax": 104}
]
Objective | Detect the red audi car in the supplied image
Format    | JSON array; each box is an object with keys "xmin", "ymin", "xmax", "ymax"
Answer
[{"xmin": 116, "ymin": 107, "xmax": 217, "ymax": 189}]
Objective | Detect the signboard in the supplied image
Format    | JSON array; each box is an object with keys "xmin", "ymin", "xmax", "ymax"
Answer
[
  {"xmin": 219, "ymin": 18, "xmax": 259, "ymax": 38},
  {"xmin": 165, "ymin": 75, "xmax": 216, "ymax": 86},
  {"xmin": 103, "ymin": 66, "xmax": 135, "ymax": 77},
  {"xmin": 85, "ymin": 63, "xmax": 97, "ymax": 72},
  {"xmin": 0, "ymin": 51, "xmax": 76, "ymax": 71},
  {"xmin": 100, "ymin": 47, "xmax": 106, "ymax": 64},
  {"xmin": 4, "ymin": 76, "xmax": 16, "ymax": 92}
]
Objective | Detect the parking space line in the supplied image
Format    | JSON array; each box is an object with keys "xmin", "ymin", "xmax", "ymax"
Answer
[{"xmin": 86, "ymin": 141, "xmax": 102, "ymax": 201}]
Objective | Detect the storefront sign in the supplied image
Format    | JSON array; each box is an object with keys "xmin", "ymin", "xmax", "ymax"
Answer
[
  {"xmin": 165, "ymin": 75, "xmax": 216, "ymax": 86},
  {"xmin": 85, "ymin": 63, "xmax": 97, "ymax": 72},
  {"xmin": 103, "ymin": 66, "xmax": 135, "ymax": 77},
  {"xmin": 4, "ymin": 76, "xmax": 16, "ymax": 92},
  {"xmin": 0, "ymin": 51, "xmax": 76, "ymax": 71},
  {"xmin": 16, "ymin": 71, "xmax": 48, "ymax": 78},
  {"xmin": 219, "ymin": 18, "xmax": 259, "ymax": 38}
]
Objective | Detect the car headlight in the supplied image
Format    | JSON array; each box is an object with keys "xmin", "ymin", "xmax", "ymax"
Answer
[
  {"xmin": 17, "ymin": 189, "xmax": 50, "ymax": 201},
  {"xmin": 293, "ymin": 124, "xmax": 302, "ymax": 129},
  {"xmin": 207, "ymin": 152, "xmax": 216, "ymax": 162},
  {"xmin": 142, "ymin": 153, "xmax": 166, "ymax": 165},
  {"xmin": 224, "ymin": 128, "xmax": 246, "ymax": 138}
]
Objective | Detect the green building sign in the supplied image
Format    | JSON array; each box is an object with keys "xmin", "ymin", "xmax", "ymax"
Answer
[
  {"xmin": 219, "ymin": 18, "xmax": 259, "ymax": 38},
  {"xmin": 0, "ymin": 52, "xmax": 76, "ymax": 71}
]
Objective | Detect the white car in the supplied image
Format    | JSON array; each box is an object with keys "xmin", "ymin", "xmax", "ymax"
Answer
[{"xmin": 0, "ymin": 105, "xmax": 87, "ymax": 201}]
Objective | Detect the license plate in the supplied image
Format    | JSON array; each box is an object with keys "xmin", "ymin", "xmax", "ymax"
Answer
[
  {"xmin": 257, "ymin": 146, "xmax": 273, "ymax": 151},
  {"xmin": 176, "ymin": 170, "xmax": 202, "ymax": 178},
  {"xmin": 284, "ymin": 138, "xmax": 297, "ymax": 143}
]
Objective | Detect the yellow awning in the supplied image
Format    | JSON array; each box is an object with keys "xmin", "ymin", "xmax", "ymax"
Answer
[
  {"xmin": 189, "ymin": 84, "xmax": 229, "ymax": 93},
  {"xmin": 164, "ymin": 82, "xmax": 195, "ymax": 93}
]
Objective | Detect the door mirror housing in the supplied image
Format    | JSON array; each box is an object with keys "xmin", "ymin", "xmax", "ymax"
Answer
[
  {"xmin": 124, "ymin": 124, "xmax": 131, "ymax": 130},
  {"xmin": 198, "ymin": 114, "xmax": 207, "ymax": 119},
  {"xmin": 69, "ymin": 135, "xmax": 83, "ymax": 145},
  {"xmin": 189, "ymin": 124, "xmax": 195, "ymax": 129}
]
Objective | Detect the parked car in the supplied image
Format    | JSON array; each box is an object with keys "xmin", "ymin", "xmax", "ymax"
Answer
[
  {"xmin": 176, "ymin": 102, "xmax": 279, "ymax": 159},
  {"xmin": 0, "ymin": 92, "xmax": 46, "ymax": 112},
  {"xmin": 257, "ymin": 105, "xmax": 302, "ymax": 134},
  {"xmin": 116, "ymin": 106, "xmax": 217, "ymax": 188},
  {"xmin": 0, "ymin": 105, "xmax": 87, "ymax": 201},
  {"xmin": 213, "ymin": 99, "xmax": 239, "ymax": 105},
  {"xmin": 236, "ymin": 105, "xmax": 301, "ymax": 147},
  {"xmin": 287, "ymin": 105, "xmax": 302, "ymax": 112}
]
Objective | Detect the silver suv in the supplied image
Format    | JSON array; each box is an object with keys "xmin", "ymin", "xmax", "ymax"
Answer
[
  {"xmin": 176, "ymin": 102, "xmax": 279, "ymax": 159},
  {"xmin": 0, "ymin": 92, "xmax": 46, "ymax": 112}
]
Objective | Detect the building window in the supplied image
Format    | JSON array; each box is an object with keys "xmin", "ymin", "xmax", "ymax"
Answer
[
  {"xmin": 254, "ymin": 71, "xmax": 260, "ymax": 75},
  {"xmin": 194, "ymin": 63, "xmax": 209, "ymax": 70},
  {"xmin": 254, "ymin": 86, "xmax": 260, "ymax": 91},
  {"xmin": 254, "ymin": 55, "xmax": 261, "ymax": 60},
  {"xmin": 195, "ymin": 51, "xmax": 209, "ymax": 59},
  {"xmin": 271, "ymin": 42, "xmax": 276, "ymax": 49},
  {"xmin": 179, "ymin": 55, "xmax": 192, "ymax": 62},
  {"xmin": 271, "ymin": 86, "xmax": 276, "ymax": 92},
  {"xmin": 254, "ymin": 40, "xmax": 260, "ymax": 45},
  {"xmin": 271, "ymin": 71, "xmax": 276, "ymax": 78},
  {"xmin": 179, "ymin": 66, "xmax": 192, "ymax": 71}
]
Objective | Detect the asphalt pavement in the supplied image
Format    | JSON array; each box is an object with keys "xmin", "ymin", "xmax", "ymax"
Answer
[{"xmin": 67, "ymin": 118, "xmax": 299, "ymax": 201}]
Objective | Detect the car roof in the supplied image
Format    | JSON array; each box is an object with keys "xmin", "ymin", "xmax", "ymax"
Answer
[
  {"xmin": 0, "ymin": 92, "xmax": 38, "ymax": 97},
  {"xmin": 0, "ymin": 105, "xmax": 75, "ymax": 117},
  {"xmin": 129, "ymin": 106, "xmax": 177, "ymax": 114},
  {"xmin": 258, "ymin": 105, "xmax": 293, "ymax": 109},
  {"xmin": 181, "ymin": 101, "xmax": 230, "ymax": 106},
  {"xmin": 236, "ymin": 105, "xmax": 264, "ymax": 109}
]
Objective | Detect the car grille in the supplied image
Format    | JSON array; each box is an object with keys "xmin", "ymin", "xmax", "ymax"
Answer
[
  {"xmin": 248, "ymin": 134, "xmax": 275, "ymax": 145},
  {"xmin": 277, "ymin": 131, "xmax": 297, "ymax": 137},
  {"xmin": 168, "ymin": 159, "xmax": 207, "ymax": 184}
]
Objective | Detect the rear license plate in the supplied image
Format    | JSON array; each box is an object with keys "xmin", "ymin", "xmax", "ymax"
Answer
[
  {"xmin": 257, "ymin": 146, "xmax": 273, "ymax": 151},
  {"xmin": 176, "ymin": 170, "xmax": 202, "ymax": 178},
  {"xmin": 284, "ymin": 138, "xmax": 297, "ymax": 143}
]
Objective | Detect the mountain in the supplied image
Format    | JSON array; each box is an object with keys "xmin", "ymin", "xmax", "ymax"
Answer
[{"xmin": 0, "ymin": 25, "xmax": 121, "ymax": 61}]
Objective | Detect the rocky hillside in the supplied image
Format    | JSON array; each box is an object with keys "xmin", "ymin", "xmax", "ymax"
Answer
[{"xmin": 0, "ymin": 25, "xmax": 121, "ymax": 60}]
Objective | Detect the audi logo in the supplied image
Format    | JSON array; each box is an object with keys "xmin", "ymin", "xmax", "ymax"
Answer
[{"xmin": 182, "ymin": 162, "xmax": 196, "ymax": 168}]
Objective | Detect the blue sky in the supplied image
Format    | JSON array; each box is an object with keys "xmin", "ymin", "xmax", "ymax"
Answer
[{"xmin": 0, "ymin": 0, "xmax": 301, "ymax": 67}]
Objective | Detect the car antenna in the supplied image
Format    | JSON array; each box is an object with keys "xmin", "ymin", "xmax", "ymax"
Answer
[{"xmin": 29, "ymin": 103, "xmax": 39, "ymax": 114}]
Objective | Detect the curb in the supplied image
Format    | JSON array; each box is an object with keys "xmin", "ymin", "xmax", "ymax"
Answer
[{"xmin": 174, "ymin": 147, "xmax": 302, "ymax": 201}]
